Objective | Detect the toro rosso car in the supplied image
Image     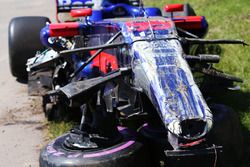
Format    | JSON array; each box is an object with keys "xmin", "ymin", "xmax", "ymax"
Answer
[{"xmin": 8, "ymin": 0, "xmax": 246, "ymax": 167}]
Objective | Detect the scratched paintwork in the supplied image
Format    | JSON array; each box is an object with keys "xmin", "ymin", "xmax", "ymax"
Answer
[{"xmin": 119, "ymin": 18, "xmax": 213, "ymax": 139}]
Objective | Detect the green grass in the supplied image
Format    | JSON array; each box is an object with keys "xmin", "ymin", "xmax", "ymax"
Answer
[
  {"xmin": 48, "ymin": 121, "xmax": 76, "ymax": 139},
  {"xmin": 48, "ymin": 0, "xmax": 250, "ymax": 165}
]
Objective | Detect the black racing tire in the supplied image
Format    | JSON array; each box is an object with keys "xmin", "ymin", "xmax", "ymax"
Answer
[
  {"xmin": 40, "ymin": 128, "xmax": 152, "ymax": 167},
  {"xmin": 8, "ymin": 16, "xmax": 50, "ymax": 81},
  {"xmin": 207, "ymin": 104, "xmax": 243, "ymax": 167},
  {"xmin": 183, "ymin": 3, "xmax": 196, "ymax": 16},
  {"xmin": 43, "ymin": 103, "xmax": 81, "ymax": 122},
  {"xmin": 139, "ymin": 104, "xmax": 244, "ymax": 167},
  {"xmin": 138, "ymin": 124, "xmax": 171, "ymax": 167},
  {"xmin": 139, "ymin": 124, "xmax": 215, "ymax": 167}
]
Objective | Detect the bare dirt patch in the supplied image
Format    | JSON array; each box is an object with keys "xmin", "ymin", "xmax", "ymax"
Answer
[{"xmin": 0, "ymin": 97, "xmax": 46, "ymax": 167}]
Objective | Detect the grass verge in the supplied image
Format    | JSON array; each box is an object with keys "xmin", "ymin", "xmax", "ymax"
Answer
[{"xmin": 47, "ymin": 121, "xmax": 76, "ymax": 139}]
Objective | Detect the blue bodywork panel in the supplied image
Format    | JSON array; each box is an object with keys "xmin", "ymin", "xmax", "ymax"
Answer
[{"xmin": 56, "ymin": 0, "xmax": 162, "ymax": 21}]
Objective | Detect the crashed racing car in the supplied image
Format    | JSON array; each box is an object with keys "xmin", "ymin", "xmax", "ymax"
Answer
[{"xmin": 8, "ymin": 0, "xmax": 246, "ymax": 167}]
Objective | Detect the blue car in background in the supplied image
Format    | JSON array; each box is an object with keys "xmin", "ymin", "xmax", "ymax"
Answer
[{"xmin": 56, "ymin": 0, "xmax": 161, "ymax": 22}]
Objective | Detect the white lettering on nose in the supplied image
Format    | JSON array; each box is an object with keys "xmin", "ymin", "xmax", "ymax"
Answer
[
  {"xmin": 72, "ymin": 1, "xmax": 84, "ymax": 9},
  {"xmin": 58, "ymin": 0, "xmax": 71, "ymax": 9}
]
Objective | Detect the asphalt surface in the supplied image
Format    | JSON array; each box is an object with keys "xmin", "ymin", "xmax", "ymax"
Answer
[{"xmin": 0, "ymin": 1, "xmax": 55, "ymax": 166}]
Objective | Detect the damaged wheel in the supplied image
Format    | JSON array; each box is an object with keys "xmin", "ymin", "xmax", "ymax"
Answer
[{"xmin": 40, "ymin": 127, "xmax": 151, "ymax": 167}]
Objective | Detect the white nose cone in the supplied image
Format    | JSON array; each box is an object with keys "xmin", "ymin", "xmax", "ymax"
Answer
[
  {"xmin": 205, "ymin": 117, "xmax": 213, "ymax": 132},
  {"xmin": 167, "ymin": 117, "xmax": 213, "ymax": 139}
]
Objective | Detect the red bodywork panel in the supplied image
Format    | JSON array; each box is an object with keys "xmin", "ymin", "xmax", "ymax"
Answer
[
  {"xmin": 164, "ymin": 4, "xmax": 184, "ymax": 12},
  {"xmin": 49, "ymin": 22, "xmax": 80, "ymax": 37},
  {"xmin": 125, "ymin": 20, "xmax": 173, "ymax": 32},
  {"xmin": 90, "ymin": 51, "xmax": 118, "ymax": 74},
  {"xmin": 174, "ymin": 16, "xmax": 204, "ymax": 29},
  {"xmin": 70, "ymin": 8, "xmax": 93, "ymax": 18}
]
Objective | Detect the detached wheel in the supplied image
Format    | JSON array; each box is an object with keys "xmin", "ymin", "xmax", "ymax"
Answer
[
  {"xmin": 8, "ymin": 16, "xmax": 50, "ymax": 80},
  {"xmin": 40, "ymin": 128, "xmax": 151, "ymax": 167}
]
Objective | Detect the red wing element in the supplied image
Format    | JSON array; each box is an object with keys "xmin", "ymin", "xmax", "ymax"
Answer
[
  {"xmin": 173, "ymin": 16, "xmax": 204, "ymax": 29},
  {"xmin": 164, "ymin": 4, "xmax": 184, "ymax": 12},
  {"xmin": 49, "ymin": 22, "xmax": 80, "ymax": 37},
  {"xmin": 70, "ymin": 8, "xmax": 92, "ymax": 18}
]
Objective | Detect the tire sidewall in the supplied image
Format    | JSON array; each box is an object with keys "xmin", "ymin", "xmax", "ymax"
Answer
[
  {"xmin": 40, "ymin": 128, "xmax": 151, "ymax": 167},
  {"xmin": 208, "ymin": 104, "xmax": 243, "ymax": 166},
  {"xmin": 8, "ymin": 16, "xmax": 50, "ymax": 80}
]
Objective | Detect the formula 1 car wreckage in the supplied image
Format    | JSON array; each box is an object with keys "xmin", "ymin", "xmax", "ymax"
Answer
[{"xmin": 8, "ymin": 0, "xmax": 247, "ymax": 167}]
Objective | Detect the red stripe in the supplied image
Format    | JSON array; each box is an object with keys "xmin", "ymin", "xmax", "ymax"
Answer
[
  {"xmin": 179, "ymin": 138, "xmax": 205, "ymax": 147},
  {"xmin": 70, "ymin": 8, "xmax": 92, "ymax": 18},
  {"xmin": 164, "ymin": 4, "xmax": 184, "ymax": 12}
]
